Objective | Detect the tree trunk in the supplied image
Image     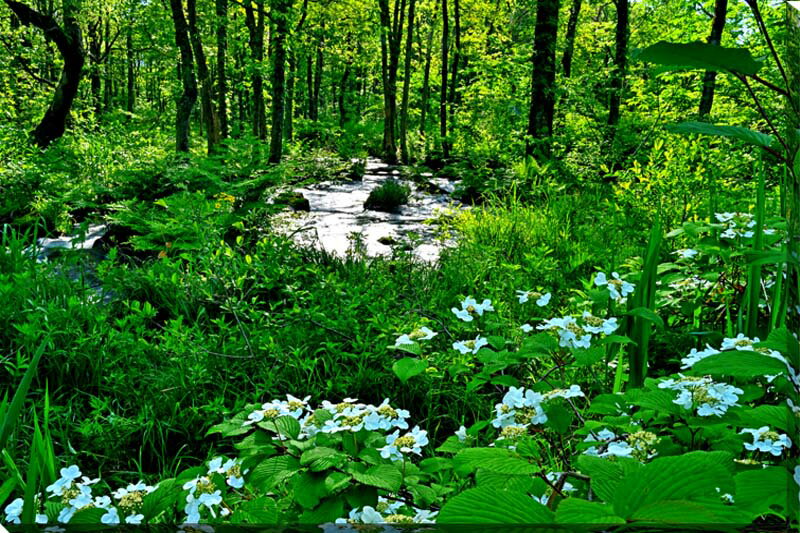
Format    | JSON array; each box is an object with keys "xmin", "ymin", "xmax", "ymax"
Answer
[
  {"xmin": 562, "ymin": 0, "xmax": 582, "ymax": 78},
  {"xmin": 103, "ymin": 18, "xmax": 112, "ymax": 110},
  {"xmin": 607, "ymin": 0, "xmax": 628, "ymax": 129},
  {"xmin": 126, "ymin": 27, "xmax": 135, "ymax": 114},
  {"xmin": 313, "ymin": 41, "xmax": 323, "ymax": 121},
  {"xmin": 440, "ymin": 0, "xmax": 449, "ymax": 158},
  {"xmin": 525, "ymin": 0, "xmax": 560, "ymax": 157},
  {"xmin": 244, "ymin": 0, "xmax": 266, "ymax": 139},
  {"xmin": 286, "ymin": 52, "xmax": 296, "ymax": 140},
  {"xmin": 88, "ymin": 21, "xmax": 102, "ymax": 117},
  {"xmin": 786, "ymin": 3, "xmax": 800, "ymax": 331},
  {"xmin": 269, "ymin": 0, "xmax": 290, "ymax": 163},
  {"xmin": 419, "ymin": 18, "xmax": 434, "ymax": 137},
  {"xmin": 216, "ymin": 0, "xmax": 228, "ymax": 138},
  {"xmin": 400, "ymin": 0, "xmax": 416, "ymax": 163},
  {"xmin": 306, "ymin": 55, "xmax": 314, "ymax": 119},
  {"xmin": 378, "ymin": 0, "xmax": 402, "ymax": 162},
  {"xmin": 339, "ymin": 64, "xmax": 350, "ymax": 127},
  {"xmin": 698, "ymin": 0, "xmax": 727, "ymax": 117},
  {"xmin": 3, "ymin": 0, "xmax": 85, "ymax": 148},
  {"xmin": 446, "ymin": 0, "xmax": 460, "ymax": 141},
  {"xmin": 188, "ymin": 0, "xmax": 219, "ymax": 153},
  {"xmin": 169, "ymin": 0, "xmax": 198, "ymax": 152}
]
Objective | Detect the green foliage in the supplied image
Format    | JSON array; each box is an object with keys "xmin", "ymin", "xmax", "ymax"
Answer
[{"xmin": 363, "ymin": 180, "xmax": 411, "ymax": 212}]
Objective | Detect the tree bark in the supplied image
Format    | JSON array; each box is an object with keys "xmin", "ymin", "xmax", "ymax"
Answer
[
  {"xmin": 440, "ymin": 0, "xmax": 449, "ymax": 158},
  {"xmin": 269, "ymin": 0, "xmax": 290, "ymax": 163},
  {"xmin": 216, "ymin": 0, "xmax": 228, "ymax": 138},
  {"xmin": 525, "ymin": 0, "xmax": 560, "ymax": 157},
  {"xmin": 698, "ymin": 0, "xmax": 727, "ymax": 117},
  {"xmin": 3, "ymin": 0, "xmax": 85, "ymax": 147},
  {"xmin": 244, "ymin": 0, "xmax": 266, "ymax": 139},
  {"xmin": 286, "ymin": 52, "xmax": 296, "ymax": 140},
  {"xmin": 188, "ymin": 0, "xmax": 219, "ymax": 152},
  {"xmin": 339, "ymin": 64, "xmax": 351, "ymax": 127},
  {"xmin": 88, "ymin": 20, "xmax": 102, "ymax": 117},
  {"xmin": 378, "ymin": 0, "xmax": 403, "ymax": 162},
  {"xmin": 607, "ymin": 0, "xmax": 628, "ymax": 129},
  {"xmin": 562, "ymin": 0, "xmax": 582, "ymax": 78},
  {"xmin": 126, "ymin": 27, "xmax": 135, "ymax": 114},
  {"xmin": 400, "ymin": 0, "xmax": 416, "ymax": 163},
  {"xmin": 419, "ymin": 19, "xmax": 434, "ymax": 137},
  {"xmin": 313, "ymin": 40, "xmax": 323, "ymax": 120},
  {"xmin": 169, "ymin": 0, "xmax": 198, "ymax": 152},
  {"xmin": 447, "ymin": 0, "xmax": 460, "ymax": 140},
  {"xmin": 786, "ymin": 3, "xmax": 800, "ymax": 331}
]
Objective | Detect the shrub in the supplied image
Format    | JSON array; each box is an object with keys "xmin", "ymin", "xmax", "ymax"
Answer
[{"xmin": 363, "ymin": 180, "xmax": 411, "ymax": 212}]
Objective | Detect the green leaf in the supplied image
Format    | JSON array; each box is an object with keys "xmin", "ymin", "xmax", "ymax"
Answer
[
  {"xmin": 299, "ymin": 496, "xmax": 344, "ymax": 524},
  {"xmin": 612, "ymin": 451, "xmax": 734, "ymax": 519},
  {"xmin": 350, "ymin": 464, "xmax": 402, "ymax": 492},
  {"xmin": 453, "ymin": 448, "xmax": 538, "ymax": 476},
  {"xmin": 636, "ymin": 41, "xmax": 762, "ymax": 75},
  {"xmin": 734, "ymin": 467, "xmax": 789, "ymax": 516},
  {"xmin": 666, "ymin": 122, "xmax": 775, "ymax": 150},
  {"xmin": 249, "ymin": 456, "xmax": 300, "ymax": 491},
  {"xmin": 141, "ymin": 479, "xmax": 180, "ymax": 520},
  {"xmin": 273, "ymin": 415, "xmax": 301, "ymax": 439},
  {"xmin": 300, "ymin": 447, "xmax": 346, "ymax": 472},
  {"xmin": 628, "ymin": 499, "xmax": 751, "ymax": 524},
  {"xmin": 624, "ymin": 307, "xmax": 664, "ymax": 329},
  {"xmin": 475, "ymin": 470, "xmax": 535, "ymax": 492},
  {"xmin": 69, "ymin": 507, "xmax": 107, "ymax": 524},
  {"xmin": 0, "ymin": 340, "xmax": 48, "ymax": 451},
  {"xmin": 576, "ymin": 456, "xmax": 626, "ymax": 503},
  {"xmin": 233, "ymin": 497, "xmax": 279, "ymax": 524},
  {"xmin": 543, "ymin": 404, "xmax": 573, "ymax": 434},
  {"xmin": 731, "ymin": 405, "xmax": 791, "ymax": 432},
  {"xmin": 392, "ymin": 357, "xmax": 428, "ymax": 383},
  {"xmin": 555, "ymin": 499, "xmax": 626, "ymax": 525},
  {"xmin": 438, "ymin": 488, "xmax": 555, "ymax": 523},
  {"xmin": 690, "ymin": 350, "xmax": 788, "ymax": 378},
  {"xmin": 293, "ymin": 472, "xmax": 329, "ymax": 508}
]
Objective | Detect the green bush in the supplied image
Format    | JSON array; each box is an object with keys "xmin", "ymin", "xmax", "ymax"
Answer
[{"xmin": 364, "ymin": 180, "xmax": 411, "ymax": 212}]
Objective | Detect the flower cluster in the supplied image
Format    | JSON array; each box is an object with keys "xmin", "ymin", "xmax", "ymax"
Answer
[
  {"xmin": 658, "ymin": 375, "xmax": 743, "ymax": 416},
  {"xmin": 379, "ymin": 426, "xmax": 429, "ymax": 461},
  {"xmin": 451, "ymin": 296, "xmax": 494, "ymax": 322},
  {"xmin": 582, "ymin": 428, "xmax": 657, "ymax": 461},
  {"xmin": 394, "ymin": 326, "xmax": 437, "ymax": 346},
  {"xmin": 715, "ymin": 212, "xmax": 755, "ymax": 239},
  {"xmin": 516, "ymin": 290, "xmax": 551, "ymax": 306},
  {"xmin": 535, "ymin": 312, "xmax": 618, "ymax": 349},
  {"xmin": 740, "ymin": 426, "xmax": 793, "ymax": 456},
  {"xmin": 594, "ymin": 271, "xmax": 635, "ymax": 302},
  {"xmin": 492, "ymin": 385, "xmax": 584, "ymax": 443},
  {"xmin": 452, "ymin": 335, "xmax": 488, "ymax": 355},
  {"xmin": 324, "ymin": 496, "xmax": 437, "ymax": 530}
]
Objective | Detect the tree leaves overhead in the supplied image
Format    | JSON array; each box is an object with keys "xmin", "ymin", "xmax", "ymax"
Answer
[{"xmin": 636, "ymin": 41, "xmax": 762, "ymax": 76}]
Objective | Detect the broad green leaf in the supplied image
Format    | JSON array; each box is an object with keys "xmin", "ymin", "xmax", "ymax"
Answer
[
  {"xmin": 734, "ymin": 467, "xmax": 789, "ymax": 516},
  {"xmin": 453, "ymin": 448, "xmax": 538, "ymax": 475},
  {"xmin": 392, "ymin": 357, "xmax": 428, "ymax": 383},
  {"xmin": 298, "ymin": 496, "xmax": 344, "ymax": 524},
  {"xmin": 555, "ymin": 499, "xmax": 626, "ymax": 525},
  {"xmin": 629, "ymin": 499, "xmax": 751, "ymax": 524},
  {"xmin": 637, "ymin": 41, "xmax": 762, "ymax": 75},
  {"xmin": 690, "ymin": 351, "xmax": 788, "ymax": 378},
  {"xmin": 730, "ymin": 405, "xmax": 790, "ymax": 432},
  {"xmin": 667, "ymin": 122, "xmax": 775, "ymax": 150},
  {"xmin": 612, "ymin": 451, "xmax": 734, "ymax": 519},
  {"xmin": 141, "ymin": 479, "xmax": 180, "ymax": 520},
  {"xmin": 624, "ymin": 307, "xmax": 664, "ymax": 329},
  {"xmin": 300, "ymin": 447, "xmax": 346, "ymax": 472},
  {"xmin": 249, "ymin": 456, "xmax": 300, "ymax": 491},
  {"xmin": 293, "ymin": 472, "xmax": 329, "ymax": 508},
  {"xmin": 69, "ymin": 507, "xmax": 107, "ymax": 524},
  {"xmin": 350, "ymin": 464, "xmax": 402, "ymax": 492},
  {"xmin": 233, "ymin": 496, "xmax": 279, "ymax": 523},
  {"xmin": 438, "ymin": 488, "xmax": 555, "ymax": 523},
  {"xmin": 475, "ymin": 470, "xmax": 536, "ymax": 492}
]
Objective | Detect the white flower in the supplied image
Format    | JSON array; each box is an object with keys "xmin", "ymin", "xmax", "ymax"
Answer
[
  {"xmin": 101, "ymin": 507, "xmax": 120, "ymax": 525},
  {"xmin": 721, "ymin": 333, "xmax": 760, "ymax": 351},
  {"xmin": 451, "ymin": 297, "xmax": 493, "ymax": 321},
  {"xmin": 740, "ymin": 426, "xmax": 793, "ymax": 456},
  {"xmin": 680, "ymin": 345, "xmax": 721, "ymax": 369},
  {"xmin": 517, "ymin": 290, "xmax": 551, "ymax": 306},
  {"xmin": 4, "ymin": 498, "xmax": 23, "ymax": 524},
  {"xmin": 455, "ymin": 425, "xmax": 467, "ymax": 442},
  {"xmin": 452, "ymin": 336, "xmax": 488, "ymax": 355},
  {"xmin": 594, "ymin": 271, "xmax": 635, "ymax": 301},
  {"xmin": 545, "ymin": 385, "xmax": 584, "ymax": 400},
  {"xmin": 394, "ymin": 327, "xmax": 437, "ymax": 347},
  {"xmin": 394, "ymin": 334, "xmax": 414, "ymax": 346},
  {"xmin": 659, "ymin": 375, "xmax": 742, "ymax": 416},
  {"xmin": 359, "ymin": 506, "xmax": 384, "ymax": 524},
  {"xmin": 94, "ymin": 496, "xmax": 112, "ymax": 508},
  {"xmin": 412, "ymin": 509, "xmax": 438, "ymax": 523},
  {"xmin": 36, "ymin": 513, "xmax": 48, "ymax": 524},
  {"xmin": 57, "ymin": 506, "xmax": 76, "ymax": 524},
  {"xmin": 581, "ymin": 312, "xmax": 618, "ymax": 335},
  {"xmin": 46, "ymin": 465, "xmax": 83, "ymax": 496},
  {"xmin": 379, "ymin": 426, "xmax": 428, "ymax": 461},
  {"xmin": 68, "ymin": 493, "xmax": 93, "ymax": 509},
  {"xmin": 520, "ymin": 323, "xmax": 533, "ymax": 333},
  {"xmin": 125, "ymin": 514, "xmax": 144, "ymax": 524},
  {"xmin": 674, "ymin": 248, "xmax": 698, "ymax": 259}
]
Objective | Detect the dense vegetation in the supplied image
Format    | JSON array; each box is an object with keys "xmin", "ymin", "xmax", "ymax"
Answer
[{"xmin": 1, "ymin": 0, "xmax": 798, "ymax": 529}]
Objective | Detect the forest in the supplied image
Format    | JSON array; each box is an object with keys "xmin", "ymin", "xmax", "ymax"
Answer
[{"xmin": 0, "ymin": 0, "xmax": 799, "ymax": 528}]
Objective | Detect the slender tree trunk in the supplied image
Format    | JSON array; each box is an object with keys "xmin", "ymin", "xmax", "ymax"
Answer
[
  {"xmin": 313, "ymin": 40, "xmax": 323, "ymax": 121},
  {"xmin": 4, "ymin": 0, "xmax": 85, "ymax": 147},
  {"xmin": 269, "ymin": 0, "xmax": 290, "ymax": 163},
  {"xmin": 400, "ymin": 0, "xmax": 416, "ymax": 163},
  {"xmin": 126, "ymin": 27, "xmax": 135, "ymax": 113},
  {"xmin": 244, "ymin": 0, "xmax": 266, "ymax": 139},
  {"xmin": 216, "ymin": 0, "xmax": 228, "ymax": 138},
  {"xmin": 169, "ymin": 0, "xmax": 198, "ymax": 152},
  {"xmin": 339, "ymin": 64, "xmax": 350, "ymax": 127},
  {"xmin": 786, "ymin": 4, "xmax": 800, "ymax": 331},
  {"xmin": 440, "ymin": 0, "xmax": 449, "ymax": 158},
  {"xmin": 188, "ymin": 0, "xmax": 219, "ymax": 152},
  {"xmin": 525, "ymin": 0, "xmax": 560, "ymax": 157},
  {"xmin": 378, "ymin": 0, "xmax": 402, "ymax": 162},
  {"xmin": 607, "ymin": 0, "xmax": 628, "ymax": 129},
  {"xmin": 420, "ymin": 18, "xmax": 433, "ymax": 137},
  {"xmin": 88, "ymin": 22, "xmax": 102, "ymax": 117},
  {"xmin": 698, "ymin": 0, "xmax": 727, "ymax": 117},
  {"xmin": 286, "ymin": 52, "xmax": 296, "ymax": 140},
  {"xmin": 103, "ymin": 18, "xmax": 111, "ymax": 110},
  {"xmin": 447, "ymin": 0, "xmax": 460, "ymax": 141},
  {"xmin": 562, "ymin": 0, "xmax": 582, "ymax": 77},
  {"xmin": 306, "ymin": 55, "xmax": 314, "ymax": 119}
]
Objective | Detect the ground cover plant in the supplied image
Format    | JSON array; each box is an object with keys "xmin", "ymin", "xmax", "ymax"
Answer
[{"xmin": 1, "ymin": 0, "xmax": 799, "ymax": 530}]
